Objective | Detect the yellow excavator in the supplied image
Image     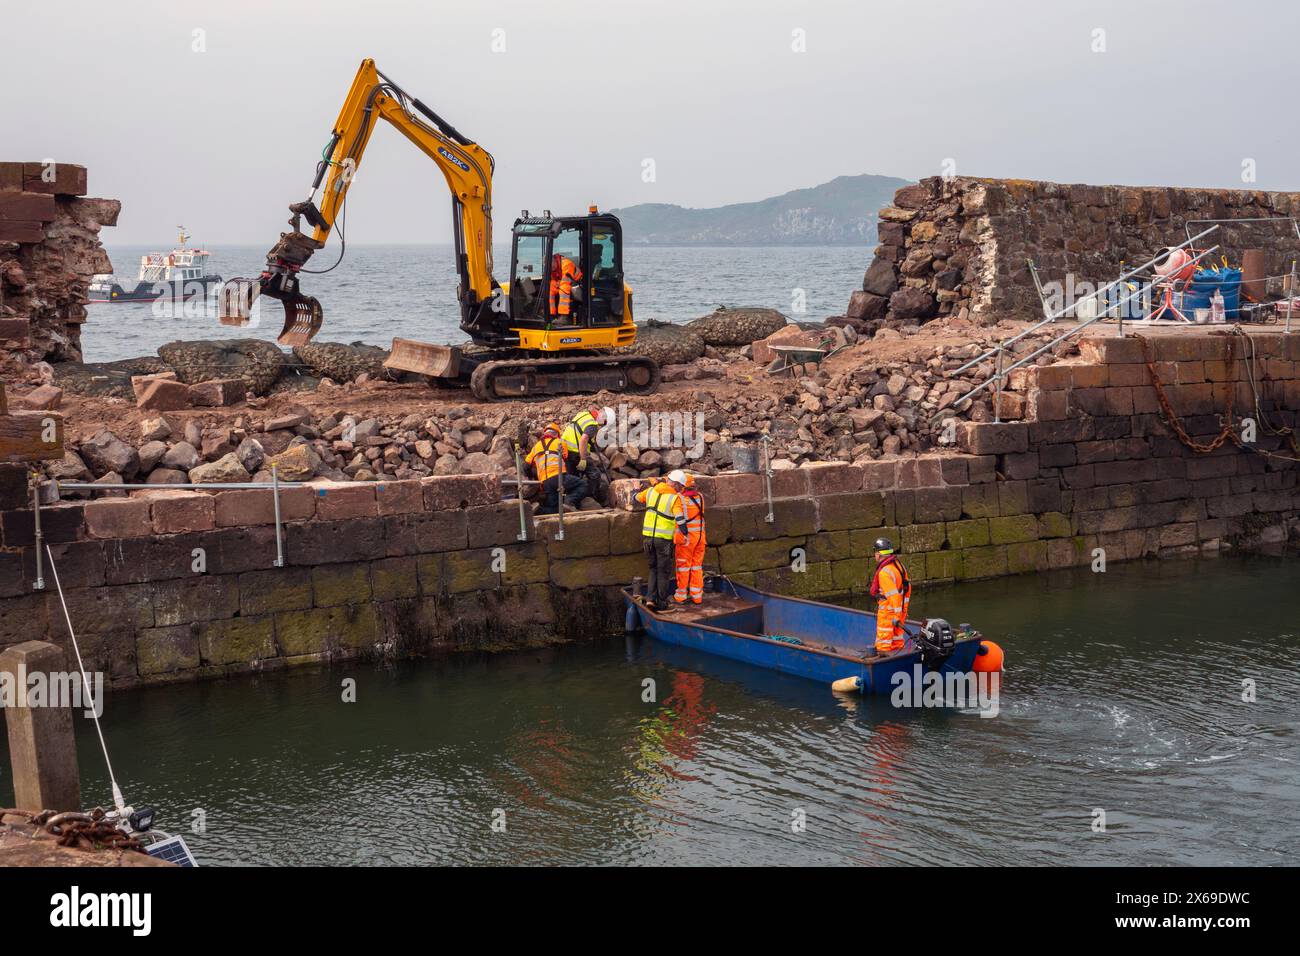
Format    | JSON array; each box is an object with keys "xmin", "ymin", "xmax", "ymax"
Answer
[{"xmin": 220, "ymin": 58, "xmax": 659, "ymax": 401}]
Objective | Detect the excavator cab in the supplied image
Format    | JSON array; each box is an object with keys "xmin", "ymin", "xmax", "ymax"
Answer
[{"xmin": 503, "ymin": 211, "xmax": 633, "ymax": 346}]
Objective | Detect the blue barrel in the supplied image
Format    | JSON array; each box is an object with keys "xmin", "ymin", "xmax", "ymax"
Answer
[
  {"xmin": 1184, "ymin": 270, "xmax": 1218, "ymax": 316},
  {"xmin": 1217, "ymin": 267, "xmax": 1242, "ymax": 318}
]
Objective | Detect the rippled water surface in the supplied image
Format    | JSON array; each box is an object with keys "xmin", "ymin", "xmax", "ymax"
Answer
[
  {"xmin": 3, "ymin": 556, "xmax": 1295, "ymax": 866},
  {"xmin": 81, "ymin": 243, "xmax": 869, "ymax": 363}
]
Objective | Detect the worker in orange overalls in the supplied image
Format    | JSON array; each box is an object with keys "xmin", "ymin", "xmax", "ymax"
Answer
[
  {"xmin": 548, "ymin": 252, "xmax": 583, "ymax": 322},
  {"xmin": 673, "ymin": 472, "xmax": 707, "ymax": 605},
  {"xmin": 869, "ymin": 536, "xmax": 911, "ymax": 654}
]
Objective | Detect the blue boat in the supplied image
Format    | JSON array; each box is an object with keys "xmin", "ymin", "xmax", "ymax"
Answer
[{"xmin": 623, "ymin": 576, "xmax": 988, "ymax": 695}]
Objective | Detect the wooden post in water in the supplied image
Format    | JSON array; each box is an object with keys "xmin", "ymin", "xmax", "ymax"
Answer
[{"xmin": 0, "ymin": 641, "xmax": 82, "ymax": 812}]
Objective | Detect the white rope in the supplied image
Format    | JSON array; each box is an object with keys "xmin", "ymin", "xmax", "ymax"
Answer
[{"xmin": 45, "ymin": 544, "xmax": 127, "ymax": 813}]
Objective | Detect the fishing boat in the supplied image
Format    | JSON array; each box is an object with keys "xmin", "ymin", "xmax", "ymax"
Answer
[
  {"xmin": 88, "ymin": 226, "xmax": 221, "ymax": 303},
  {"xmin": 623, "ymin": 576, "xmax": 996, "ymax": 695}
]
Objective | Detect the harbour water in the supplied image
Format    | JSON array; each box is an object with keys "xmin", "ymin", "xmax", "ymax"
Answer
[
  {"xmin": 80, "ymin": 244, "xmax": 869, "ymax": 363},
  {"xmin": 4, "ymin": 556, "xmax": 1295, "ymax": 866}
]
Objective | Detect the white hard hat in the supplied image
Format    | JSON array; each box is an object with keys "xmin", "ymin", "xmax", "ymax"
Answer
[{"xmin": 667, "ymin": 469, "xmax": 687, "ymax": 485}]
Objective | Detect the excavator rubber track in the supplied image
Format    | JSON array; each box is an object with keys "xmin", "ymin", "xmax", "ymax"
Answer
[{"xmin": 468, "ymin": 354, "xmax": 660, "ymax": 401}]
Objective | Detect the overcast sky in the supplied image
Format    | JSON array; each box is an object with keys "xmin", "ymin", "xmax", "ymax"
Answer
[{"xmin": 7, "ymin": 0, "xmax": 1298, "ymax": 245}]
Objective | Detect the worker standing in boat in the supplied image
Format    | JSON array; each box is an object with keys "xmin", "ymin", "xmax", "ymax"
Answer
[
  {"xmin": 634, "ymin": 470, "xmax": 687, "ymax": 613},
  {"xmin": 673, "ymin": 473, "xmax": 707, "ymax": 606},
  {"xmin": 526, "ymin": 422, "xmax": 588, "ymax": 515},
  {"xmin": 869, "ymin": 537, "xmax": 911, "ymax": 654}
]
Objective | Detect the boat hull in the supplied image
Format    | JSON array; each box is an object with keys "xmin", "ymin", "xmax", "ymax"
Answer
[
  {"xmin": 624, "ymin": 578, "xmax": 982, "ymax": 694},
  {"xmin": 88, "ymin": 275, "xmax": 223, "ymax": 303}
]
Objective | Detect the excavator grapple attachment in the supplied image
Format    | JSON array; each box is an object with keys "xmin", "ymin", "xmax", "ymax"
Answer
[
  {"xmin": 217, "ymin": 278, "xmax": 260, "ymax": 328},
  {"xmin": 384, "ymin": 338, "xmax": 462, "ymax": 378},
  {"xmin": 276, "ymin": 294, "xmax": 323, "ymax": 347}
]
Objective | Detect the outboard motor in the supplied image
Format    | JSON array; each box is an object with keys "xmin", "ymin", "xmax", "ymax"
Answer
[{"xmin": 917, "ymin": 618, "xmax": 956, "ymax": 668}]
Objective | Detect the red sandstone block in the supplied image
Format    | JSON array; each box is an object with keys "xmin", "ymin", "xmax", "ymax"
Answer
[
  {"xmin": 958, "ymin": 422, "xmax": 1028, "ymax": 456},
  {"xmin": 375, "ymin": 479, "xmax": 425, "ymax": 515},
  {"xmin": 1028, "ymin": 389, "xmax": 1069, "ymax": 422},
  {"xmin": 767, "ymin": 468, "xmax": 809, "ymax": 499},
  {"xmin": 135, "ymin": 377, "xmax": 192, "ymax": 411},
  {"xmin": 1107, "ymin": 363, "xmax": 1149, "ymax": 387},
  {"xmin": 84, "ymin": 498, "xmax": 152, "ymax": 538},
  {"xmin": 702, "ymin": 472, "xmax": 763, "ymax": 507},
  {"xmin": 860, "ymin": 460, "xmax": 898, "ymax": 491},
  {"xmin": 1035, "ymin": 365, "xmax": 1073, "ymax": 390},
  {"xmin": 16, "ymin": 385, "xmax": 61, "ymax": 410},
  {"xmin": 1071, "ymin": 365, "xmax": 1108, "ymax": 389},
  {"xmin": 609, "ymin": 478, "xmax": 653, "ymax": 510},
  {"xmin": 146, "ymin": 490, "xmax": 216, "ymax": 533},
  {"xmin": 0, "ymin": 317, "xmax": 32, "ymax": 347},
  {"xmin": 188, "ymin": 378, "xmax": 246, "ymax": 407},
  {"xmin": 421, "ymin": 474, "xmax": 501, "ymax": 511},
  {"xmin": 0, "ymin": 163, "xmax": 21, "ymax": 190},
  {"xmin": 20, "ymin": 162, "xmax": 87, "ymax": 196},
  {"xmin": 0, "ymin": 191, "xmax": 56, "ymax": 222},
  {"xmin": 1104, "ymin": 387, "xmax": 1135, "ymax": 416},
  {"xmin": 0, "ymin": 221, "xmax": 43, "ymax": 243},
  {"xmin": 214, "ymin": 486, "xmax": 314, "ymax": 526},
  {"xmin": 803, "ymin": 461, "xmax": 863, "ymax": 495},
  {"xmin": 1079, "ymin": 337, "xmax": 1144, "ymax": 364},
  {"xmin": 939, "ymin": 455, "xmax": 970, "ymax": 486},
  {"xmin": 311, "ymin": 481, "xmax": 377, "ymax": 520}
]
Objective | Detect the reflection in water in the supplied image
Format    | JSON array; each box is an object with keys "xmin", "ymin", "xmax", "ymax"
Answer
[{"xmin": 2, "ymin": 556, "xmax": 1296, "ymax": 865}]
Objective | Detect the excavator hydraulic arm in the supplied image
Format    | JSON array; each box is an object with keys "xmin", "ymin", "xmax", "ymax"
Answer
[{"xmin": 219, "ymin": 58, "xmax": 496, "ymax": 348}]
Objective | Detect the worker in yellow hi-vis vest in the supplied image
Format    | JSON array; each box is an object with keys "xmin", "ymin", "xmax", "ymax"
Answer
[{"xmin": 633, "ymin": 470, "xmax": 686, "ymax": 612}]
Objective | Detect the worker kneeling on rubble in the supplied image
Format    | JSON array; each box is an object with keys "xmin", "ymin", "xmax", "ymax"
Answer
[
  {"xmin": 526, "ymin": 422, "xmax": 588, "ymax": 515},
  {"xmin": 869, "ymin": 537, "xmax": 911, "ymax": 654},
  {"xmin": 673, "ymin": 473, "xmax": 706, "ymax": 605},
  {"xmin": 634, "ymin": 470, "xmax": 686, "ymax": 612},
  {"xmin": 561, "ymin": 407, "xmax": 611, "ymax": 504}
]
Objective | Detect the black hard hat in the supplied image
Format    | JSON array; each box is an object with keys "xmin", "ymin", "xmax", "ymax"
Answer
[{"xmin": 874, "ymin": 537, "xmax": 895, "ymax": 554}]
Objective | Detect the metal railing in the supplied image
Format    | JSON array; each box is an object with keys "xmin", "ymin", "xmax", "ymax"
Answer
[
  {"xmin": 945, "ymin": 227, "xmax": 1222, "ymax": 418},
  {"xmin": 29, "ymin": 464, "xmax": 304, "ymax": 591}
]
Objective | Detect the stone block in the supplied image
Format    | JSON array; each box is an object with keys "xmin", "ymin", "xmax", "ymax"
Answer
[
  {"xmin": 718, "ymin": 537, "xmax": 805, "ymax": 574},
  {"xmin": 136, "ymin": 624, "xmax": 201, "ymax": 676},
  {"xmin": 958, "ymin": 545, "xmax": 1009, "ymax": 581},
  {"xmin": 238, "ymin": 567, "xmax": 312, "ymax": 615},
  {"xmin": 697, "ymin": 471, "xmax": 763, "ymax": 507},
  {"xmin": 84, "ymin": 498, "xmax": 152, "ymax": 538},
  {"xmin": 549, "ymin": 552, "xmax": 646, "ymax": 589},
  {"xmin": 803, "ymin": 462, "xmax": 863, "ymax": 495},
  {"xmin": 311, "ymin": 481, "xmax": 377, "ymax": 520},
  {"xmin": 608, "ymin": 511, "xmax": 644, "ymax": 554},
  {"xmin": 149, "ymin": 490, "xmax": 215, "ymax": 533},
  {"xmin": 901, "ymin": 522, "xmax": 945, "ymax": 553},
  {"xmin": 286, "ymin": 517, "xmax": 384, "ymax": 565},
  {"xmin": 187, "ymin": 379, "xmax": 246, "ymax": 407},
  {"xmin": 134, "ymin": 377, "xmax": 192, "ymax": 412},
  {"xmin": 375, "ymin": 479, "xmax": 425, "ymax": 515},
  {"xmin": 768, "ymin": 468, "xmax": 810, "ymax": 499},
  {"xmin": 466, "ymin": 501, "xmax": 534, "ymax": 548},
  {"xmin": 958, "ymin": 422, "xmax": 1028, "ymax": 455},
  {"xmin": 859, "ymin": 461, "xmax": 898, "ymax": 491},
  {"xmin": 500, "ymin": 543, "xmax": 550, "ymax": 586},
  {"xmin": 961, "ymin": 484, "xmax": 999, "ymax": 519},
  {"xmin": 274, "ymin": 605, "xmax": 379, "ymax": 657},
  {"xmin": 213, "ymin": 486, "xmax": 314, "ymax": 527},
  {"xmin": 200, "ymin": 616, "xmax": 277, "ymax": 665},
  {"xmin": 312, "ymin": 563, "xmax": 372, "ymax": 606},
  {"xmin": 382, "ymin": 510, "xmax": 469, "ymax": 555},
  {"xmin": 1006, "ymin": 540, "xmax": 1048, "ymax": 574},
  {"xmin": 421, "ymin": 474, "xmax": 501, "ymax": 511},
  {"xmin": 817, "ymin": 492, "xmax": 885, "ymax": 531},
  {"xmin": 0, "ymin": 410, "xmax": 64, "ymax": 463},
  {"xmin": 540, "ymin": 511, "xmax": 611, "ymax": 559},
  {"xmin": 1, "ymin": 501, "xmax": 84, "ymax": 547},
  {"xmin": 151, "ymin": 575, "xmax": 239, "ymax": 626},
  {"xmin": 988, "ymin": 514, "xmax": 1039, "ymax": 544},
  {"xmin": 945, "ymin": 518, "xmax": 989, "ymax": 549}
]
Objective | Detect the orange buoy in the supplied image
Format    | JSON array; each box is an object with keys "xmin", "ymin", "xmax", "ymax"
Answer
[{"xmin": 973, "ymin": 640, "xmax": 1004, "ymax": 673}]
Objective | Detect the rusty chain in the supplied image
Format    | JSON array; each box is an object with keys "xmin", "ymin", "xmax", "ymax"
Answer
[
  {"xmin": 1136, "ymin": 334, "xmax": 1241, "ymax": 454},
  {"xmin": 1, "ymin": 807, "xmax": 149, "ymax": 853}
]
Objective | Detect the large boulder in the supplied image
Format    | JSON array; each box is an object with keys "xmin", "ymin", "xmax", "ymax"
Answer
[
  {"xmin": 863, "ymin": 257, "xmax": 899, "ymax": 297},
  {"xmin": 157, "ymin": 338, "xmax": 286, "ymax": 396},
  {"xmin": 189, "ymin": 453, "xmax": 251, "ymax": 484},
  {"xmin": 79, "ymin": 429, "xmax": 140, "ymax": 480},
  {"xmin": 888, "ymin": 287, "xmax": 938, "ymax": 321},
  {"xmin": 625, "ymin": 321, "xmax": 705, "ymax": 366},
  {"xmin": 292, "ymin": 341, "xmax": 389, "ymax": 382},
  {"xmin": 685, "ymin": 307, "xmax": 788, "ymax": 346}
]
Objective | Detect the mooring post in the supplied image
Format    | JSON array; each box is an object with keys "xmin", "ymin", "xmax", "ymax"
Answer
[
  {"xmin": 514, "ymin": 445, "xmax": 529, "ymax": 541},
  {"xmin": 0, "ymin": 641, "xmax": 82, "ymax": 813},
  {"xmin": 271, "ymin": 462, "xmax": 285, "ymax": 567},
  {"xmin": 761, "ymin": 433, "xmax": 774, "ymax": 524},
  {"xmin": 30, "ymin": 473, "xmax": 45, "ymax": 591}
]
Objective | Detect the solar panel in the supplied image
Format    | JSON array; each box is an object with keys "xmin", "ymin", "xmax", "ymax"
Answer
[{"xmin": 145, "ymin": 835, "xmax": 199, "ymax": 867}]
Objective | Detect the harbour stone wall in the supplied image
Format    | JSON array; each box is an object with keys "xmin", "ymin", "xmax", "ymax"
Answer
[
  {"xmin": 849, "ymin": 176, "xmax": 1300, "ymax": 327},
  {"xmin": 0, "ymin": 330, "xmax": 1297, "ymax": 687}
]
